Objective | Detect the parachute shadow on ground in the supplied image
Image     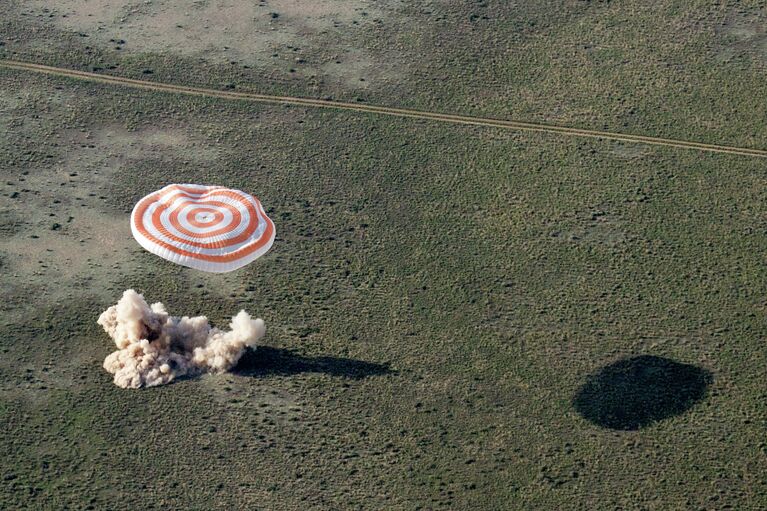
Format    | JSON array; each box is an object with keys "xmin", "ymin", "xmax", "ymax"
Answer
[
  {"xmin": 573, "ymin": 355, "xmax": 712, "ymax": 431},
  {"xmin": 233, "ymin": 346, "xmax": 393, "ymax": 379}
]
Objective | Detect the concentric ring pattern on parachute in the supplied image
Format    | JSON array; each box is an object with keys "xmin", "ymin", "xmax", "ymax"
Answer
[{"xmin": 131, "ymin": 184, "xmax": 275, "ymax": 273}]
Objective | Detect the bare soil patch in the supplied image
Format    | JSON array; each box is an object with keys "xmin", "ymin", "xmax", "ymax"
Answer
[
  {"xmin": 21, "ymin": 0, "xmax": 404, "ymax": 89},
  {"xmin": 714, "ymin": 10, "xmax": 767, "ymax": 64},
  {"xmin": 0, "ymin": 80, "xmax": 223, "ymax": 310}
]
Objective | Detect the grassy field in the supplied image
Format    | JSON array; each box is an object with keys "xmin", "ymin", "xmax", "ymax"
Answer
[{"xmin": 1, "ymin": 1, "xmax": 766, "ymax": 509}]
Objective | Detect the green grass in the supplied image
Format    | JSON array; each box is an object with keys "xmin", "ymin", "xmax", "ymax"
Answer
[
  {"xmin": 3, "ymin": 1, "xmax": 767, "ymax": 148},
  {"xmin": 1, "ymin": 1, "xmax": 766, "ymax": 509}
]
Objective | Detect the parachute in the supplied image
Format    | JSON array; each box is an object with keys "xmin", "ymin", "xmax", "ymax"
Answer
[{"xmin": 131, "ymin": 184, "xmax": 275, "ymax": 273}]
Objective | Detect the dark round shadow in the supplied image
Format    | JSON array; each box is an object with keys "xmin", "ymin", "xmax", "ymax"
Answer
[{"xmin": 573, "ymin": 355, "xmax": 712, "ymax": 430}]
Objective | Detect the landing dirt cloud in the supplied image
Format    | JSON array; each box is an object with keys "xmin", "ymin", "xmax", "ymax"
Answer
[{"xmin": 98, "ymin": 289, "xmax": 265, "ymax": 388}]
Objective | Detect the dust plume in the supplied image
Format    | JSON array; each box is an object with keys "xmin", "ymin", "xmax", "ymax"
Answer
[{"xmin": 98, "ymin": 289, "xmax": 265, "ymax": 388}]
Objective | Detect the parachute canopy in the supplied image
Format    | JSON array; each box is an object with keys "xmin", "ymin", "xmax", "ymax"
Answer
[{"xmin": 131, "ymin": 184, "xmax": 275, "ymax": 273}]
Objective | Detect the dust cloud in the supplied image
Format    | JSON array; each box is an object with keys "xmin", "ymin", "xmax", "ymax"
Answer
[{"xmin": 98, "ymin": 289, "xmax": 265, "ymax": 388}]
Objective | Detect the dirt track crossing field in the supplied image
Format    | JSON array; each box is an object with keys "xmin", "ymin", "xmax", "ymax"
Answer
[
  {"xmin": 2, "ymin": 2, "xmax": 767, "ymax": 508},
  {"xmin": 2, "ymin": 59, "xmax": 766, "ymax": 159}
]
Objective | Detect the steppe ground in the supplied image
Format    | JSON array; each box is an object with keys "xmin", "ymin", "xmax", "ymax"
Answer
[{"xmin": 1, "ymin": 1, "xmax": 766, "ymax": 509}]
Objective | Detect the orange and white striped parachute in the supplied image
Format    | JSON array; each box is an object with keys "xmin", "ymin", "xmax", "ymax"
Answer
[{"xmin": 131, "ymin": 184, "xmax": 275, "ymax": 273}]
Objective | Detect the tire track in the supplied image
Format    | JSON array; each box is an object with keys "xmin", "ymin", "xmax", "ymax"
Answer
[{"xmin": 2, "ymin": 59, "xmax": 766, "ymax": 159}]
